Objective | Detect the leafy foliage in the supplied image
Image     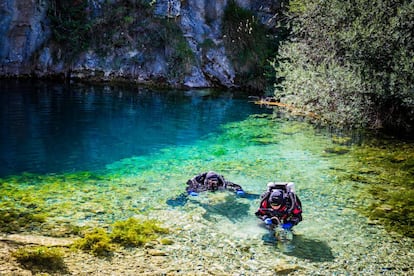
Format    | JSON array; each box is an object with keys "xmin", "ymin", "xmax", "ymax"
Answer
[
  {"xmin": 47, "ymin": 0, "xmax": 193, "ymax": 81},
  {"xmin": 154, "ymin": 19, "xmax": 195, "ymax": 79},
  {"xmin": 274, "ymin": 0, "xmax": 414, "ymax": 132},
  {"xmin": 48, "ymin": 0, "xmax": 155, "ymax": 55},
  {"xmin": 48, "ymin": 0, "xmax": 93, "ymax": 57},
  {"xmin": 273, "ymin": 43, "xmax": 374, "ymax": 127}
]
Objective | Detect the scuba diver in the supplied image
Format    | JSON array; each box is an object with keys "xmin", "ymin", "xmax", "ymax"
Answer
[
  {"xmin": 255, "ymin": 182, "xmax": 302, "ymax": 232},
  {"xmin": 186, "ymin": 171, "xmax": 246, "ymax": 196},
  {"xmin": 167, "ymin": 171, "xmax": 256, "ymax": 207}
]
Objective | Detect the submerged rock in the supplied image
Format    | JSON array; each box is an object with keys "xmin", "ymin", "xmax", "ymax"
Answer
[{"xmin": 0, "ymin": 234, "xmax": 73, "ymax": 247}]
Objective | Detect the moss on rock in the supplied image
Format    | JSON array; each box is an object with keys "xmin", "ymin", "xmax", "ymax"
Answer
[{"xmin": 12, "ymin": 246, "xmax": 66, "ymax": 272}]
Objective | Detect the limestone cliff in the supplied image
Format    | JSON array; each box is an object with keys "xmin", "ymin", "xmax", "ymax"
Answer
[{"xmin": 0, "ymin": 0, "xmax": 283, "ymax": 90}]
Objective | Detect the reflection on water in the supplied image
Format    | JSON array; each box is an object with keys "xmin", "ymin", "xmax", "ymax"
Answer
[
  {"xmin": 0, "ymin": 80, "xmax": 266, "ymax": 177},
  {"xmin": 1, "ymin": 81, "xmax": 413, "ymax": 274}
]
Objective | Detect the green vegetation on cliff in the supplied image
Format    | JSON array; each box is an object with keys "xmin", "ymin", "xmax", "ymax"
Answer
[
  {"xmin": 223, "ymin": 0, "xmax": 286, "ymax": 92},
  {"xmin": 48, "ymin": 0, "xmax": 93, "ymax": 57},
  {"xmin": 273, "ymin": 0, "xmax": 414, "ymax": 132},
  {"xmin": 47, "ymin": 0, "xmax": 194, "ymax": 80}
]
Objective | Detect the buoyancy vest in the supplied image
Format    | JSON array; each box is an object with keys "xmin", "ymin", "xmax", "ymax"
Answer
[{"xmin": 259, "ymin": 182, "xmax": 302, "ymax": 213}]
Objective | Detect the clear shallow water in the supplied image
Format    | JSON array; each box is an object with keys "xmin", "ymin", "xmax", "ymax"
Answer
[{"xmin": 1, "ymin": 81, "xmax": 413, "ymax": 275}]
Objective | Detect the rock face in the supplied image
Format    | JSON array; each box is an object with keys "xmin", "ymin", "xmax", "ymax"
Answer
[
  {"xmin": 0, "ymin": 0, "xmax": 50, "ymax": 76},
  {"xmin": 0, "ymin": 0, "xmax": 281, "ymax": 89}
]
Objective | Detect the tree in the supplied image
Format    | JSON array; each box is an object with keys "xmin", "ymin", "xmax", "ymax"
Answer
[{"xmin": 274, "ymin": 0, "xmax": 413, "ymax": 132}]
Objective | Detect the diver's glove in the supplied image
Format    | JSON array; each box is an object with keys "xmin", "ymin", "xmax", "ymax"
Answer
[
  {"xmin": 264, "ymin": 218, "xmax": 273, "ymax": 225},
  {"xmin": 236, "ymin": 190, "xmax": 245, "ymax": 196},
  {"xmin": 188, "ymin": 191, "xmax": 198, "ymax": 196},
  {"xmin": 282, "ymin": 222, "xmax": 293, "ymax": 230}
]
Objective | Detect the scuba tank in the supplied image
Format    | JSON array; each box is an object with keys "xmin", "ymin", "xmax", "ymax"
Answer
[
  {"xmin": 266, "ymin": 182, "xmax": 297, "ymax": 212},
  {"xmin": 267, "ymin": 181, "xmax": 295, "ymax": 193},
  {"xmin": 287, "ymin": 182, "xmax": 295, "ymax": 193}
]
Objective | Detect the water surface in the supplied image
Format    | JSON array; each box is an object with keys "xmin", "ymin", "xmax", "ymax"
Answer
[
  {"xmin": 0, "ymin": 80, "xmax": 266, "ymax": 177},
  {"xmin": 0, "ymin": 80, "xmax": 413, "ymax": 275}
]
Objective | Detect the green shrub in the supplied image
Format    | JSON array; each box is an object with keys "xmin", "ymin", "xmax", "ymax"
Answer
[
  {"xmin": 48, "ymin": 0, "xmax": 92, "ymax": 57},
  {"xmin": 157, "ymin": 19, "xmax": 195, "ymax": 79},
  {"xmin": 48, "ymin": 0, "xmax": 155, "ymax": 59},
  {"xmin": 273, "ymin": 0, "xmax": 414, "ymax": 131},
  {"xmin": 288, "ymin": 0, "xmax": 308, "ymax": 14},
  {"xmin": 274, "ymin": 42, "xmax": 374, "ymax": 127}
]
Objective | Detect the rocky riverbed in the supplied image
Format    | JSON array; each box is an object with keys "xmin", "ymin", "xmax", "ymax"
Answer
[
  {"xmin": 1, "ymin": 112, "xmax": 413, "ymax": 275},
  {"xmin": 1, "ymin": 200, "xmax": 413, "ymax": 275}
]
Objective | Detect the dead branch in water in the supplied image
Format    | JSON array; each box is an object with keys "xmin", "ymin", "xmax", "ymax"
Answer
[{"xmin": 252, "ymin": 99, "xmax": 321, "ymax": 119}]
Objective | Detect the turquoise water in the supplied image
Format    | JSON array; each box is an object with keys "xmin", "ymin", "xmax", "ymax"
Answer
[
  {"xmin": 0, "ymin": 80, "xmax": 266, "ymax": 177},
  {"xmin": 1, "ymin": 81, "xmax": 413, "ymax": 274}
]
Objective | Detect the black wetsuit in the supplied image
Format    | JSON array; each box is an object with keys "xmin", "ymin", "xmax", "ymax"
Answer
[{"xmin": 186, "ymin": 171, "xmax": 244, "ymax": 194}]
